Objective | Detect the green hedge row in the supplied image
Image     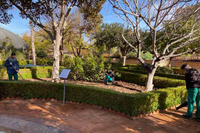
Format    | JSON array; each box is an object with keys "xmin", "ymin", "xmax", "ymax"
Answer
[
  {"xmin": 0, "ymin": 81, "xmax": 187, "ymax": 116},
  {"xmin": 119, "ymin": 67, "xmax": 185, "ymax": 80},
  {"xmin": 172, "ymin": 68, "xmax": 185, "ymax": 75},
  {"xmin": 0, "ymin": 60, "xmax": 33, "ymax": 66},
  {"xmin": 116, "ymin": 71, "xmax": 185, "ymax": 88},
  {"xmin": 0, "ymin": 67, "xmax": 52, "ymax": 79}
]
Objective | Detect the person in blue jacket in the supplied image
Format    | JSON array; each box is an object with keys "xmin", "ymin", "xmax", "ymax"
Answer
[{"xmin": 4, "ymin": 53, "xmax": 19, "ymax": 81}]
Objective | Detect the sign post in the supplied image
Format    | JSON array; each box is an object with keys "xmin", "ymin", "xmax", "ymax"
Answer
[{"xmin": 59, "ymin": 69, "xmax": 71, "ymax": 105}]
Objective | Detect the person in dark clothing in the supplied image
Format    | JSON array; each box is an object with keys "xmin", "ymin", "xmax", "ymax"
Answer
[
  {"xmin": 176, "ymin": 101, "xmax": 188, "ymax": 110},
  {"xmin": 4, "ymin": 53, "xmax": 19, "ymax": 81},
  {"xmin": 180, "ymin": 64, "xmax": 200, "ymax": 121},
  {"xmin": 105, "ymin": 69, "xmax": 115, "ymax": 85}
]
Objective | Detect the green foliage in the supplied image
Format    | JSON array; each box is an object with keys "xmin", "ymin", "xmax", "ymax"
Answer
[
  {"xmin": 82, "ymin": 55, "xmax": 104, "ymax": 81},
  {"xmin": 94, "ymin": 23, "xmax": 133, "ymax": 57},
  {"xmin": 116, "ymin": 71, "xmax": 185, "ymax": 88},
  {"xmin": 64, "ymin": 55, "xmax": 105, "ymax": 81},
  {"xmin": 0, "ymin": 67, "xmax": 52, "ymax": 79},
  {"xmin": 0, "ymin": 81, "xmax": 187, "ymax": 116},
  {"xmin": 124, "ymin": 64, "xmax": 174, "ymax": 74},
  {"xmin": 15, "ymin": 51, "xmax": 26, "ymax": 60},
  {"xmin": 156, "ymin": 67, "xmax": 174, "ymax": 74},
  {"xmin": 127, "ymin": 51, "xmax": 153, "ymax": 60},
  {"xmin": 119, "ymin": 67, "xmax": 185, "ymax": 80},
  {"xmin": 173, "ymin": 68, "xmax": 185, "ymax": 75},
  {"xmin": 36, "ymin": 58, "xmax": 53, "ymax": 66},
  {"xmin": 37, "ymin": 51, "xmax": 47, "ymax": 58},
  {"xmin": 155, "ymin": 86, "xmax": 187, "ymax": 110}
]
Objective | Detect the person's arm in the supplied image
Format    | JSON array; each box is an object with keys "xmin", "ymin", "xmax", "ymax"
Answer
[{"xmin": 4, "ymin": 59, "xmax": 10, "ymax": 67}]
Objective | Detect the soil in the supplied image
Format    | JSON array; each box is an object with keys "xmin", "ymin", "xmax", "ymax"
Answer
[{"xmin": 23, "ymin": 78, "xmax": 146, "ymax": 94}]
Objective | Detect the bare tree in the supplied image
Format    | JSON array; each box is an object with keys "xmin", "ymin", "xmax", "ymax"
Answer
[
  {"xmin": 29, "ymin": 20, "xmax": 36, "ymax": 65},
  {"xmin": 0, "ymin": 0, "xmax": 105, "ymax": 82},
  {"xmin": 109, "ymin": 0, "xmax": 200, "ymax": 91}
]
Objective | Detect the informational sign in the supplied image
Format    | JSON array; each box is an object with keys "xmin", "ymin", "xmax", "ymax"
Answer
[
  {"xmin": 59, "ymin": 69, "xmax": 71, "ymax": 79},
  {"xmin": 59, "ymin": 69, "xmax": 71, "ymax": 105}
]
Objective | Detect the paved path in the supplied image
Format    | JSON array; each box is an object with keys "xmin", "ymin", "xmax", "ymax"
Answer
[{"xmin": 0, "ymin": 100, "xmax": 200, "ymax": 133}]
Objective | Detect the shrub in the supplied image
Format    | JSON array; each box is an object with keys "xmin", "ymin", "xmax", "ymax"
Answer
[
  {"xmin": 16, "ymin": 51, "xmax": 26, "ymax": 61},
  {"xmin": 0, "ymin": 81, "xmax": 187, "ymax": 116},
  {"xmin": 116, "ymin": 71, "xmax": 185, "ymax": 88},
  {"xmin": 64, "ymin": 55, "xmax": 105, "ymax": 81},
  {"xmin": 157, "ymin": 66, "xmax": 174, "ymax": 74},
  {"xmin": 0, "ymin": 81, "xmax": 159, "ymax": 116},
  {"xmin": 125, "ymin": 65, "xmax": 174, "ymax": 74},
  {"xmin": 119, "ymin": 67, "xmax": 185, "ymax": 80},
  {"xmin": 36, "ymin": 58, "xmax": 53, "ymax": 66},
  {"xmin": 37, "ymin": 51, "xmax": 47, "ymax": 58},
  {"xmin": 127, "ymin": 51, "xmax": 153, "ymax": 60},
  {"xmin": 155, "ymin": 86, "xmax": 187, "ymax": 110},
  {"xmin": 0, "ymin": 67, "xmax": 52, "ymax": 79},
  {"xmin": 173, "ymin": 68, "xmax": 185, "ymax": 75}
]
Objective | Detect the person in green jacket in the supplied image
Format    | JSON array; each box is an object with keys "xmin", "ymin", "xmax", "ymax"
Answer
[{"xmin": 181, "ymin": 64, "xmax": 200, "ymax": 122}]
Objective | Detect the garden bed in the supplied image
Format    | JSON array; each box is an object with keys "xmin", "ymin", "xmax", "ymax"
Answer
[{"xmin": 23, "ymin": 78, "xmax": 146, "ymax": 93}]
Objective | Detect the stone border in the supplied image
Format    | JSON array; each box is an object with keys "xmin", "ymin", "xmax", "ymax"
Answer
[{"xmin": 0, "ymin": 115, "xmax": 80, "ymax": 133}]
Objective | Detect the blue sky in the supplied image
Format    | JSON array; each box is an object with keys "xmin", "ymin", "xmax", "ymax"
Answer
[{"xmin": 0, "ymin": 1, "xmax": 123, "ymax": 36}]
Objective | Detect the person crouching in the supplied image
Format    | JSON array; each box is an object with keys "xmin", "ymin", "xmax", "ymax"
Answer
[{"xmin": 105, "ymin": 69, "xmax": 115, "ymax": 85}]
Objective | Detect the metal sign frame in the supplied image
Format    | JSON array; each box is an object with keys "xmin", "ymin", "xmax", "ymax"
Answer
[{"xmin": 59, "ymin": 69, "xmax": 71, "ymax": 104}]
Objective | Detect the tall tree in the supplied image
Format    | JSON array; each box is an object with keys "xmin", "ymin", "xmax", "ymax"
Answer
[
  {"xmin": 109, "ymin": 0, "xmax": 200, "ymax": 91},
  {"xmin": 94, "ymin": 23, "xmax": 133, "ymax": 66},
  {"xmin": 0, "ymin": 0, "xmax": 105, "ymax": 82},
  {"xmin": 29, "ymin": 20, "xmax": 36, "ymax": 65}
]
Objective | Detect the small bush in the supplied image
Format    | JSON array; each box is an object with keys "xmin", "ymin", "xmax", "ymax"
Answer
[
  {"xmin": 36, "ymin": 58, "xmax": 53, "ymax": 66},
  {"xmin": 37, "ymin": 51, "xmax": 47, "ymax": 58},
  {"xmin": 64, "ymin": 55, "xmax": 105, "ymax": 81}
]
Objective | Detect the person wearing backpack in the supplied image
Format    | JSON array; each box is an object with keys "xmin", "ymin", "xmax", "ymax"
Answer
[
  {"xmin": 181, "ymin": 64, "xmax": 200, "ymax": 121},
  {"xmin": 4, "ymin": 53, "xmax": 19, "ymax": 81}
]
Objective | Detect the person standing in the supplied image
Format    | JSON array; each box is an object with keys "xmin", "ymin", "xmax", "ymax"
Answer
[
  {"xmin": 181, "ymin": 64, "xmax": 200, "ymax": 121},
  {"xmin": 4, "ymin": 53, "xmax": 19, "ymax": 81}
]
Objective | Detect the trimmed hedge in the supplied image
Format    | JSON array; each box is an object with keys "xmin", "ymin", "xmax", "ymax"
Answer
[
  {"xmin": 172, "ymin": 68, "xmax": 185, "ymax": 75},
  {"xmin": 156, "ymin": 86, "xmax": 187, "ymax": 110},
  {"xmin": 0, "ymin": 67, "xmax": 52, "ymax": 79},
  {"xmin": 116, "ymin": 71, "xmax": 185, "ymax": 88},
  {"xmin": 0, "ymin": 81, "xmax": 159, "ymax": 116},
  {"xmin": 0, "ymin": 60, "xmax": 33, "ymax": 66},
  {"xmin": 0, "ymin": 81, "xmax": 187, "ymax": 116},
  {"xmin": 119, "ymin": 67, "xmax": 185, "ymax": 80}
]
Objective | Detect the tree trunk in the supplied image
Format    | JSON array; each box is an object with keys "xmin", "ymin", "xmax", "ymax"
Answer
[
  {"xmin": 168, "ymin": 57, "xmax": 173, "ymax": 68},
  {"xmin": 60, "ymin": 37, "xmax": 64, "ymax": 65},
  {"xmin": 52, "ymin": 31, "xmax": 62, "ymax": 83},
  {"xmin": 145, "ymin": 66, "xmax": 158, "ymax": 92},
  {"xmin": 123, "ymin": 55, "xmax": 126, "ymax": 66},
  {"xmin": 61, "ymin": 51, "xmax": 64, "ymax": 65},
  {"xmin": 30, "ymin": 21, "xmax": 36, "ymax": 65}
]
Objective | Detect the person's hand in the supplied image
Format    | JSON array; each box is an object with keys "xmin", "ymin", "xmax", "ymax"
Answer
[
  {"xmin": 16, "ymin": 70, "xmax": 19, "ymax": 73},
  {"xmin": 10, "ymin": 62, "xmax": 12, "ymax": 65}
]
